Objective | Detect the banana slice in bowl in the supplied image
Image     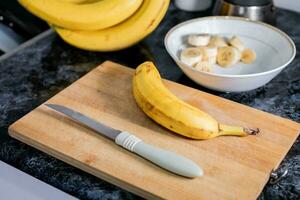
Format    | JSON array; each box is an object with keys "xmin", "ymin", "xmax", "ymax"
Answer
[{"xmin": 165, "ymin": 16, "xmax": 296, "ymax": 92}]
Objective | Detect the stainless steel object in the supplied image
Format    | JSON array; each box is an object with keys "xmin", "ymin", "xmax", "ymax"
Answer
[
  {"xmin": 269, "ymin": 169, "xmax": 288, "ymax": 184},
  {"xmin": 46, "ymin": 104, "xmax": 203, "ymax": 178},
  {"xmin": 213, "ymin": 0, "xmax": 276, "ymax": 24},
  {"xmin": 47, "ymin": 104, "xmax": 120, "ymax": 140}
]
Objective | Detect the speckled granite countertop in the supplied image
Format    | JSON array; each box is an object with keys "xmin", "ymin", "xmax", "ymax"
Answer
[{"xmin": 0, "ymin": 3, "xmax": 299, "ymax": 200}]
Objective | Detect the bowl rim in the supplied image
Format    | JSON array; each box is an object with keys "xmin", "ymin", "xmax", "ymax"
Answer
[{"xmin": 164, "ymin": 16, "xmax": 296, "ymax": 78}]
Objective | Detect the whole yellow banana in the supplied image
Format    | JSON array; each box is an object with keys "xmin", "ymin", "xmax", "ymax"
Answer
[
  {"xmin": 55, "ymin": 0, "xmax": 170, "ymax": 51},
  {"xmin": 61, "ymin": 0, "xmax": 98, "ymax": 4},
  {"xmin": 18, "ymin": 0, "xmax": 143, "ymax": 30},
  {"xmin": 133, "ymin": 62, "xmax": 259, "ymax": 139}
]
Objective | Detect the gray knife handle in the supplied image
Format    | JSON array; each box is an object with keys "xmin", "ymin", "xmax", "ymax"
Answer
[{"xmin": 115, "ymin": 131, "xmax": 203, "ymax": 178}]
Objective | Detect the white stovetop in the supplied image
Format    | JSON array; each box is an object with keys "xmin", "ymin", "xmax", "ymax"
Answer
[
  {"xmin": 0, "ymin": 161, "xmax": 78, "ymax": 200},
  {"xmin": 274, "ymin": 0, "xmax": 300, "ymax": 12}
]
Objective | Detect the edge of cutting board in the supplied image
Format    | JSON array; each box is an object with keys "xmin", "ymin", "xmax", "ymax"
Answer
[
  {"xmin": 8, "ymin": 61, "xmax": 300, "ymax": 200},
  {"xmin": 8, "ymin": 127, "xmax": 161, "ymax": 200}
]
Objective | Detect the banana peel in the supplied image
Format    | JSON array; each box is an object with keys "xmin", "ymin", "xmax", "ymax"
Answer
[{"xmin": 132, "ymin": 61, "xmax": 259, "ymax": 140}]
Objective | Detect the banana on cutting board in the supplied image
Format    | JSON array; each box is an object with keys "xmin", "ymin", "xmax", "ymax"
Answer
[{"xmin": 133, "ymin": 61, "xmax": 259, "ymax": 139}]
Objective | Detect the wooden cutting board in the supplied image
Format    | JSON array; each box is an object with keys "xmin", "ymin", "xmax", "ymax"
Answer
[{"xmin": 9, "ymin": 61, "xmax": 300, "ymax": 200}]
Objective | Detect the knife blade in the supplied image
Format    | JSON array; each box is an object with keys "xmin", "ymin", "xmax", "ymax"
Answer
[
  {"xmin": 46, "ymin": 104, "xmax": 203, "ymax": 178},
  {"xmin": 46, "ymin": 104, "xmax": 120, "ymax": 140}
]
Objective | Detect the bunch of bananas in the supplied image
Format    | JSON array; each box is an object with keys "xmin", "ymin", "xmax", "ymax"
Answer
[
  {"xmin": 133, "ymin": 62, "xmax": 259, "ymax": 139},
  {"xmin": 19, "ymin": 0, "xmax": 170, "ymax": 51}
]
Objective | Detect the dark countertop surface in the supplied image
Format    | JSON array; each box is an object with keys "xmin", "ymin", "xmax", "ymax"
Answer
[{"xmin": 0, "ymin": 3, "xmax": 299, "ymax": 200}]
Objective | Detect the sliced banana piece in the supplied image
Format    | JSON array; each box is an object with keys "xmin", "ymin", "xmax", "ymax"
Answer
[
  {"xmin": 199, "ymin": 45, "xmax": 218, "ymax": 65},
  {"xmin": 217, "ymin": 46, "xmax": 241, "ymax": 67},
  {"xmin": 206, "ymin": 56, "xmax": 217, "ymax": 64},
  {"xmin": 199, "ymin": 45, "xmax": 218, "ymax": 60},
  {"xmin": 194, "ymin": 61, "xmax": 212, "ymax": 72},
  {"xmin": 180, "ymin": 47, "xmax": 202, "ymax": 66},
  {"xmin": 229, "ymin": 36, "xmax": 245, "ymax": 51},
  {"xmin": 241, "ymin": 48, "xmax": 256, "ymax": 64},
  {"xmin": 188, "ymin": 34, "xmax": 211, "ymax": 46},
  {"xmin": 204, "ymin": 45, "xmax": 218, "ymax": 57},
  {"xmin": 209, "ymin": 36, "xmax": 228, "ymax": 47}
]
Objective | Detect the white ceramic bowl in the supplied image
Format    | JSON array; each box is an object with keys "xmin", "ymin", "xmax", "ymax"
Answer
[{"xmin": 164, "ymin": 16, "xmax": 296, "ymax": 92}]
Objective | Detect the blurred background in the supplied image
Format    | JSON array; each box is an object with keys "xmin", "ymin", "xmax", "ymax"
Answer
[
  {"xmin": 0, "ymin": 0, "xmax": 47, "ymax": 56},
  {"xmin": 0, "ymin": 0, "xmax": 299, "ymax": 56}
]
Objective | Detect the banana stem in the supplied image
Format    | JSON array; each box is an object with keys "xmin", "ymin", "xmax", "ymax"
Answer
[
  {"xmin": 243, "ymin": 127, "xmax": 260, "ymax": 135},
  {"xmin": 219, "ymin": 124, "xmax": 259, "ymax": 137}
]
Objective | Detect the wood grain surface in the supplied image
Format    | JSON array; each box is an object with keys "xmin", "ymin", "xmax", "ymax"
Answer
[{"xmin": 9, "ymin": 61, "xmax": 300, "ymax": 200}]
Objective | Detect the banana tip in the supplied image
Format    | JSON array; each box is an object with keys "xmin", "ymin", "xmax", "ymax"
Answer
[{"xmin": 243, "ymin": 127, "xmax": 260, "ymax": 135}]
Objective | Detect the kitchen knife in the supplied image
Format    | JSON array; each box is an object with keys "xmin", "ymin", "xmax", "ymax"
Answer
[{"xmin": 46, "ymin": 104, "xmax": 203, "ymax": 178}]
